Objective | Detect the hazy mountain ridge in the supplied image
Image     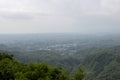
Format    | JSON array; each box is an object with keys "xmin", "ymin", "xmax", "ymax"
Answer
[{"xmin": 0, "ymin": 34, "xmax": 120, "ymax": 80}]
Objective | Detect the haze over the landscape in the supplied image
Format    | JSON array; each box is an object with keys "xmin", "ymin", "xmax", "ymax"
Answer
[
  {"xmin": 0, "ymin": 0, "xmax": 120, "ymax": 34},
  {"xmin": 1, "ymin": 1, "xmax": 120, "ymax": 80}
]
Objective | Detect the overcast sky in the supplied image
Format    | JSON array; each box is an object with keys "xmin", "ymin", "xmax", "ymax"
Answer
[{"xmin": 0, "ymin": 0, "xmax": 120, "ymax": 34}]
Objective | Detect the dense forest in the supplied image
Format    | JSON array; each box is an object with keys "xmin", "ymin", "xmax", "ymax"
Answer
[
  {"xmin": 0, "ymin": 53, "xmax": 84, "ymax": 80},
  {"xmin": 0, "ymin": 34, "xmax": 120, "ymax": 80}
]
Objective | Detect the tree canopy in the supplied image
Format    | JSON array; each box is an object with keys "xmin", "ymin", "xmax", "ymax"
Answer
[{"xmin": 0, "ymin": 53, "xmax": 84, "ymax": 80}]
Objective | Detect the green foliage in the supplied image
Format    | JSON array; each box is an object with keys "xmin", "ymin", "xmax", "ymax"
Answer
[
  {"xmin": 83, "ymin": 50, "xmax": 120, "ymax": 80},
  {"xmin": 0, "ymin": 53, "xmax": 25, "ymax": 80},
  {"xmin": 72, "ymin": 67, "xmax": 84, "ymax": 80},
  {"xmin": 0, "ymin": 53, "xmax": 13, "ymax": 60},
  {"xmin": 0, "ymin": 53, "xmax": 84, "ymax": 80},
  {"xmin": 96, "ymin": 61, "xmax": 120, "ymax": 80},
  {"xmin": 1, "ymin": 34, "xmax": 120, "ymax": 80},
  {"xmin": 15, "ymin": 72, "xmax": 28, "ymax": 80}
]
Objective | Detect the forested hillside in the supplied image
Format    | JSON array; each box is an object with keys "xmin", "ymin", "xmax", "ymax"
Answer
[
  {"xmin": 0, "ymin": 34, "xmax": 120, "ymax": 80},
  {"xmin": 83, "ymin": 49, "xmax": 120, "ymax": 80},
  {"xmin": 0, "ymin": 53, "xmax": 84, "ymax": 80},
  {"xmin": 0, "ymin": 0, "xmax": 120, "ymax": 79}
]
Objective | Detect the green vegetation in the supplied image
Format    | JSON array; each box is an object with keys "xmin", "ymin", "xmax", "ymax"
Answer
[
  {"xmin": 0, "ymin": 53, "xmax": 84, "ymax": 80},
  {"xmin": 1, "ymin": 34, "xmax": 120, "ymax": 80},
  {"xmin": 83, "ymin": 50, "xmax": 120, "ymax": 80}
]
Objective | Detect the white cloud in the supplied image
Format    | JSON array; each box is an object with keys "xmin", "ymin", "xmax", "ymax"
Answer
[
  {"xmin": 0, "ymin": 0, "xmax": 120, "ymax": 16},
  {"xmin": 0, "ymin": 0, "xmax": 120, "ymax": 33}
]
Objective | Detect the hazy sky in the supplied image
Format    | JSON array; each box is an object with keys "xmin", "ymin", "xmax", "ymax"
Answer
[{"xmin": 0, "ymin": 0, "xmax": 120, "ymax": 34}]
